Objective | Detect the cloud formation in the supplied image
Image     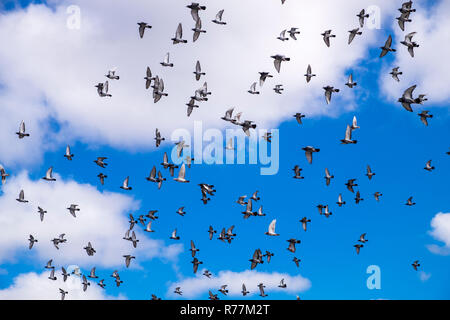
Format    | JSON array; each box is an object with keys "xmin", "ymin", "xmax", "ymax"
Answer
[
  {"xmin": 427, "ymin": 212, "xmax": 450, "ymax": 256},
  {"xmin": 0, "ymin": 0, "xmax": 397, "ymax": 166},
  {"xmin": 166, "ymin": 269, "xmax": 311, "ymax": 299},
  {"xmin": 0, "ymin": 171, "xmax": 183, "ymax": 267}
]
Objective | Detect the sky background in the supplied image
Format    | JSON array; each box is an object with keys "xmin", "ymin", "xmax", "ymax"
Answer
[{"xmin": 0, "ymin": 0, "xmax": 449, "ymax": 300}]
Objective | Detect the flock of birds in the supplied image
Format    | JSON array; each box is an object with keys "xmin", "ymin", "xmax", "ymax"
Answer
[{"xmin": 2, "ymin": 0, "xmax": 449, "ymax": 300}]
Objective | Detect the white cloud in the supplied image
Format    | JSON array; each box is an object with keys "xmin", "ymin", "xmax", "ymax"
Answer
[
  {"xmin": 427, "ymin": 212, "xmax": 450, "ymax": 256},
  {"xmin": 0, "ymin": 171, "xmax": 183, "ymax": 267},
  {"xmin": 419, "ymin": 271, "xmax": 431, "ymax": 282},
  {"xmin": 166, "ymin": 269, "xmax": 311, "ymax": 299},
  {"xmin": 0, "ymin": 271, "xmax": 122, "ymax": 300},
  {"xmin": 380, "ymin": 0, "xmax": 450, "ymax": 105},
  {"xmin": 0, "ymin": 0, "xmax": 398, "ymax": 166}
]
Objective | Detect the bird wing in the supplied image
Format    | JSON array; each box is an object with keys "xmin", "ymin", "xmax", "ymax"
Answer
[
  {"xmin": 176, "ymin": 23, "xmax": 183, "ymax": 39},
  {"xmin": 305, "ymin": 150, "xmax": 312, "ymax": 164},
  {"xmin": 273, "ymin": 59, "xmax": 281, "ymax": 73}
]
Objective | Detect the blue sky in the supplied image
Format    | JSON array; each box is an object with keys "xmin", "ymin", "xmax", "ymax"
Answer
[{"xmin": 0, "ymin": 0, "xmax": 449, "ymax": 300}]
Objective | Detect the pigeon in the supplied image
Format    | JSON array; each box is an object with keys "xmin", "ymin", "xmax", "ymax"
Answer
[
  {"xmin": 357, "ymin": 9, "xmax": 370, "ymax": 27},
  {"xmin": 45, "ymin": 259, "xmax": 54, "ymax": 269},
  {"xmin": 418, "ymin": 111, "xmax": 433, "ymax": 126},
  {"xmin": 64, "ymin": 145, "xmax": 74, "ymax": 160},
  {"xmin": 277, "ymin": 29, "xmax": 289, "ymax": 41},
  {"xmin": 81, "ymin": 275, "xmax": 90, "ymax": 291},
  {"xmin": 94, "ymin": 157, "xmax": 108, "ymax": 168},
  {"xmin": 208, "ymin": 291, "xmax": 219, "ymax": 300},
  {"xmin": 42, "ymin": 166, "xmax": 56, "ymax": 181},
  {"xmin": 218, "ymin": 285, "xmax": 228, "ymax": 296},
  {"xmin": 400, "ymin": 32, "xmax": 419, "ymax": 57},
  {"xmin": 61, "ymin": 267, "xmax": 70, "ymax": 282},
  {"xmin": 288, "ymin": 27, "xmax": 300, "ymax": 40},
  {"xmin": 37, "ymin": 206, "xmax": 46, "ymax": 221},
  {"xmin": 172, "ymin": 23, "xmax": 187, "ymax": 44},
  {"xmin": 144, "ymin": 221, "xmax": 155, "ymax": 233},
  {"xmin": 105, "ymin": 68, "xmax": 119, "ymax": 80},
  {"xmin": 374, "ymin": 192, "xmax": 383, "ymax": 201},
  {"xmin": 273, "ymin": 84, "xmax": 284, "ymax": 94},
  {"xmin": 186, "ymin": 99, "xmax": 199, "ymax": 117},
  {"xmin": 144, "ymin": 67, "xmax": 156, "ymax": 89},
  {"xmin": 137, "ymin": 22, "xmax": 152, "ymax": 38},
  {"xmin": 176, "ymin": 206, "xmax": 186, "ymax": 217},
  {"xmin": 412, "ymin": 260, "xmax": 420, "ymax": 271},
  {"xmin": 83, "ymin": 242, "xmax": 96, "ymax": 256},
  {"xmin": 189, "ymin": 240, "xmax": 200, "ymax": 258},
  {"xmin": 399, "ymin": 1, "xmax": 416, "ymax": 15},
  {"xmin": 405, "ymin": 196, "xmax": 416, "ymax": 206},
  {"xmin": 258, "ymin": 72, "xmax": 273, "ymax": 87},
  {"xmin": 208, "ymin": 226, "xmax": 217, "ymax": 240},
  {"xmin": 221, "ymin": 108, "xmax": 234, "ymax": 122},
  {"xmin": 170, "ymin": 229, "xmax": 180, "ymax": 240},
  {"xmin": 191, "ymin": 257, "xmax": 203, "ymax": 273},
  {"xmin": 336, "ymin": 194, "xmax": 346, "ymax": 207},
  {"xmin": 248, "ymin": 82, "xmax": 260, "ymax": 94},
  {"xmin": 237, "ymin": 195, "xmax": 248, "ymax": 206},
  {"xmin": 345, "ymin": 74, "xmax": 357, "ymax": 88},
  {"xmin": 351, "ymin": 116, "xmax": 360, "ymax": 130},
  {"xmin": 193, "ymin": 60, "xmax": 205, "ymax": 81},
  {"xmin": 212, "ymin": 9, "xmax": 226, "ymax": 25},
  {"xmin": 271, "ymin": 55, "xmax": 290, "ymax": 73},
  {"xmin": 51, "ymin": 234, "xmax": 67, "ymax": 250},
  {"xmin": 174, "ymin": 163, "xmax": 190, "ymax": 183},
  {"xmin": 251, "ymin": 191, "xmax": 260, "ymax": 201},
  {"xmin": 153, "ymin": 77, "xmax": 168, "ymax": 103},
  {"xmin": 354, "ymin": 244, "xmax": 363, "ymax": 255},
  {"xmin": 321, "ymin": 30, "xmax": 336, "ymax": 47},
  {"xmin": 120, "ymin": 176, "xmax": 132, "ymax": 190},
  {"xmin": 299, "ymin": 217, "xmax": 311, "ymax": 231},
  {"xmin": 203, "ymin": 270, "xmax": 212, "ymax": 278},
  {"xmin": 262, "ymin": 132, "xmax": 272, "ymax": 143},
  {"xmin": 192, "ymin": 17, "xmax": 206, "ymax": 42},
  {"xmin": 88, "ymin": 267, "xmax": 98, "ymax": 279},
  {"xmin": 292, "ymin": 165, "xmax": 304, "ymax": 179},
  {"xmin": 249, "ymin": 249, "xmax": 264, "ymax": 270},
  {"xmin": 278, "ymin": 279, "xmax": 287, "ymax": 288},
  {"xmin": 48, "ymin": 268, "xmax": 57, "ymax": 281},
  {"xmin": 302, "ymin": 146, "xmax": 320, "ymax": 164},
  {"xmin": 174, "ymin": 287, "xmax": 183, "ymax": 295},
  {"xmin": 0, "ymin": 166, "xmax": 9, "ymax": 185},
  {"xmin": 265, "ymin": 219, "xmax": 279, "ymax": 236},
  {"xmin": 225, "ymin": 138, "xmax": 234, "ymax": 151},
  {"xmin": 16, "ymin": 120, "xmax": 30, "ymax": 139},
  {"xmin": 304, "ymin": 64, "xmax": 316, "ymax": 83},
  {"xmin": 293, "ymin": 113, "xmax": 305, "ymax": 124},
  {"xmin": 396, "ymin": 12, "xmax": 412, "ymax": 31},
  {"xmin": 380, "ymin": 35, "xmax": 396, "ymax": 58},
  {"xmin": 241, "ymin": 120, "xmax": 257, "ymax": 136},
  {"xmin": 59, "ymin": 288, "xmax": 68, "ymax": 301},
  {"xmin": 153, "ymin": 128, "xmax": 165, "ymax": 148},
  {"xmin": 160, "ymin": 52, "xmax": 174, "ymax": 67},
  {"xmin": 28, "ymin": 235, "xmax": 37, "ymax": 249},
  {"xmin": 390, "ymin": 67, "xmax": 403, "ymax": 82},
  {"xmin": 264, "ymin": 251, "xmax": 274, "ymax": 263},
  {"xmin": 366, "ymin": 165, "xmax": 375, "ymax": 180},
  {"xmin": 293, "ymin": 257, "xmax": 301, "ymax": 267},
  {"xmin": 287, "ymin": 239, "xmax": 300, "ymax": 253},
  {"xmin": 187, "ymin": 2, "xmax": 206, "ymax": 22},
  {"xmin": 96, "ymin": 173, "xmax": 107, "ymax": 185},
  {"xmin": 123, "ymin": 255, "xmax": 135, "ymax": 268},
  {"xmin": 398, "ymin": 85, "xmax": 422, "ymax": 112},
  {"xmin": 345, "ymin": 179, "xmax": 358, "ymax": 193},
  {"xmin": 16, "ymin": 190, "xmax": 28, "ymax": 203},
  {"xmin": 241, "ymin": 283, "xmax": 250, "ymax": 296},
  {"xmin": 146, "ymin": 210, "xmax": 159, "ymax": 221},
  {"xmin": 324, "ymin": 168, "xmax": 334, "ymax": 186},
  {"xmin": 98, "ymin": 280, "xmax": 106, "ymax": 289},
  {"xmin": 323, "ymin": 86, "xmax": 339, "ymax": 104},
  {"xmin": 323, "ymin": 205, "xmax": 332, "ymax": 218},
  {"xmin": 258, "ymin": 283, "xmax": 268, "ymax": 297},
  {"xmin": 95, "ymin": 81, "xmax": 112, "ymax": 97},
  {"xmin": 130, "ymin": 230, "xmax": 139, "ymax": 248},
  {"xmin": 358, "ymin": 233, "xmax": 368, "ymax": 243},
  {"xmin": 355, "ymin": 191, "xmax": 364, "ymax": 204},
  {"xmin": 348, "ymin": 28, "xmax": 362, "ymax": 44},
  {"xmin": 341, "ymin": 125, "xmax": 357, "ymax": 144},
  {"xmin": 424, "ymin": 160, "xmax": 435, "ymax": 172}
]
